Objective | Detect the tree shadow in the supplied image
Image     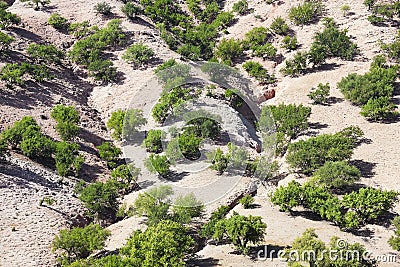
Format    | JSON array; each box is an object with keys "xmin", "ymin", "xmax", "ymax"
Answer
[
  {"xmin": 308, "ymin": 122, "xmax": 329, "ymax": 130},
  {"xmin": 187, "ymin": 256, "xmax": 220, "ymax": 267},
  {"xmin": 79, "ymin": 163, "xmax": 107, "ymax": 182},
  {"xmin": 162, "ymin": 171, "xmax": 190, "ymax": 182},
  {"xmin": 348, "ymin": 227, "xmax": 374, "ymax": 237},
  {"xmin": 326, "ymin": 96, "xmax": 344, "ymax": 105},
  {"xmin": 13, "ymin": 27, "xmax": 44, "ymax": 43},
  {"xmin": 349, "ymin": 159, "xmax": 377, "ymax": 178},
  {"xmin": 289, "ymin": 209, "xmax": 325, "ymax": 222}
]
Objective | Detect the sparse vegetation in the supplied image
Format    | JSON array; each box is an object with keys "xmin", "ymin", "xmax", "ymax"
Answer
[
  {"xmin": 243, "ymin": 61, "xmax": 275, "ymax": 84},
  {"xmin": 94, "ymin": 2, "xmax": 113, "ymax": 16},
  {"xmin": 48, "ymin": 13, "xmax": 70, "ymax": 30},
  {"xmin": 288, "ymin": 1, "xmax": 324, "ymax": 25},
  {"xmin": 308, "ymin": 82, "xmax": 330, "ymax": 104},
  {"xmin": 270, "ymin": 17, "xmax": 290, "ymax": 35},
  {"xmin": 123, "ymin": 43, "xmax": 155, "ymax": 68},
  {"xmin": 232, "ymin": 0, "xmax": 249, "ymax": 15}
]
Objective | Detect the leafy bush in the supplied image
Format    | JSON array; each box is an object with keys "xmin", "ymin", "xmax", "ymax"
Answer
[
  {"xmin": 0, "ymin": 63, "xmax": 28, "ymax": 86},
  {"xmin": 286, "ymin": 130, "xmax": 358, "ymax": 174},
  {"xmin": 111, "ymin": 163, "xmax": 140, "ymax": 193},
  {"xmin": 215, "ymin": 38, "xmax": 243, "ymax": 66},
  {"xmin": 280, "ymin": 51, "xmax": 308, "ymax": 76},
  {"xmin": 337, "ymin": 56, "xmax": 398, "ymax": 105},
  {"xmin": 212, "ymin": 213, "xmax": 266, "ymax": 254},
  {"xmin": 144, "ymin": 129, "xmax": 165, "ymax": 153},
  {"xmin": 107, "ymin": 109, "xmax": 147, "ymax": 141},
  {"xmin": 239, "ymin": 195, "xmax": 254, "ymax": 209},
  {"xmin": 48, "ymin": 13, "xmax": 70, "ymax": 30},
  {"xmin": 270, "ymin": 17, "xmax": 290, "ymax": 35},
  {"xmin": 97, "ymin": 142, "xmax": 121, "ymax": 169},
  {"xmin": 121, "ymin": 2, "xmax": 142, "ymax": 20},
  {"xmin": 253, "ymin": 43, "xmax": 277, "ymax": 59},
  {"xmin": 360, "ymin": 96, "xmax": 398, "ymax": 121},
  {"xmin": 308, "ymin": 82, "xmax": 330, "ymax": 104},
  {"xmin": 0, "ymin": 31, "xmax": 14, "ymax": 52},
  {"xmin": 94, "ymin": 2, "xmax": 113, "ymax": 16},
  {"xmin": 52, "ymin": 224, "xmax": 110, "ymax": 265},
  {"xmin": 381, "ymin": 31, "xmax": 400, "ymax": 61},
  {"xmin": 77, "ymin": 180, "xmax": 120, "ymax": 220},
  {"xmin": 178, "ymin": 130, "xmax": 202, "ymax": 159},
  {"xmin": 144, "ymin": 154, "xmax": 170, "ymax": 176},
  {"xmin": 389, "ymin": 216, "xmax": 400, "ymax": 251},
  {"xmin": 152, "ymin": 87, "xmax": 192, "ymax": 123},
  {"xmin": 288, "ymin": 1, "xmax": 324, "ymax": 25},
  {"xmin": 0, "ymin": 4, "xmax": 21, "ymax": 29},
  {"xmin": 243, "ymin": 27, "xmax": 271, "ymax": 49},
  {"xmin": 19, "ymin": 126, "xmax": 54, "ymax": 158},
  {"xmin": 120, "ymin": 220, "xmax": 194, "ymax": 266},
  {"xmin": 172, "ymin": 193, "xmax": 205, "ymax": 223},
  {"xmin": 123, "ymin": 43, "xmax": 155, "ymax": 68},
  {"xmin": 243, "ymin": 61, "xmax": 275, "ymax": 84},
  {"xmin": 281, "ymin": 35, "xmax": 298, "ymax": 50},
  {"xmin": 312, "ymin": 161, "xmax": 361, "ymax": 189},
  {"xmin": 232, "ymin": 0, "xmax": 249, "ymax": 15},
  {"xmin": 207, "ymin": 147, "xmax": 229, "ymax": 174},
  {"xmin": 54, "ymin": 141, "xmax": 84, "ymax": 176},
  {"xmin": 185, "ymin": 116, "xmax": 221, "ymax": 139},
  {"xmin": 341, "ymin": 4, "xmax": 350, "ymax": 16},
  {"xmin": 1, "ymin": 116, "xmax": 40, "ymax": 148},
  {"xmin": 51, "ymin": 105, "xmax": 80, "ymax": 141},
  {"xmin": 27, "ymin": 44, "xmax": 64, "ymax": 65}
]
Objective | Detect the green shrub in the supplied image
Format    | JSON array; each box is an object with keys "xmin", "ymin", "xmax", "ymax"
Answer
[
  {"xmin": 111, "ymin": 163, "xmax": 140, "ymax": 193},
  {"xmin": 253, "ymin": 43, "xmax": 277, "ymax": 59},
  {"xmin": 270, "ymin": 17, "xmax": 289, "ymax": 35},
  {"xmin": 152, "ymin": 87, "xmax": 192, "ymax": 123},
  {"xmin": 27, "ymin": 44, "xmax": 64, "ymax": 64},
  {"xmin": 77, "ymin": 181, "xmax": 120, "ymax": 220},
  {"xmin": 308, "ymin": 83, "xmax": 330, "ymax": 104},
  {"xmin": 243, "ymin": 27, "xmax": 270, "ymax": 49},
  {"xmin": 88, "ymin": 59, "xmax": 118, "ymax": 83},
  {"xmin": 281, "ymin": 35, "xmax": 298, "ymax": 50},
  {"xmin": 144, "ymin": 154, "xmax": 170, "ymax": 176},
  {"xmin": 97, "ymin": 142, "xmax": 121, "ymax": 169},
  {"xmin": 0, "ymin": 63, "xmax": 28, "ymax": 86},
  {"xmin": 312, "ymin": 161, "xmax": 361, "ymax": 189},
  {"xmin": 239, "ymin": 194, "xmax": 254, "ymax": 209},
  {"xmin": 52, "ymin": 224, "xmax": 110, "ymax": 265},
  {"xmin": 185, "ymin": 116, "xmax": 221, "ymax": 139},
  {"xmin": 1, "ymin": 116, "xmax": 39, "ymax": 148},
  {"xmin": 178, "ymin": 130, "xmax": 202, "ymax": 159},
  {"xmin": 341, "ymin": 4, "xmax": 350, "ymax": 16},
  {"xmin": 144, "ymin": 129, "xmax": 165, "ymax": 153},
  {"xmin": 280, "ymin": 51, "xmax": 308, "ymax": 76},
  {"xmin": 207, "ymin": 147, "xmax": 229, "ymax": 174},
  {"xmin": 107, "ymin": 110, "xmax": 125, "ymax": 140},
  {"xmin": 360, "ymin": 96, "xmax": 398, "ymax": 121},
  {"xmin": 215, "ymin": 38, "xmax": 243, "ymax": 66},
  {"xmin": 54, "ymin": 141, "xmax": 84, "ymax": 176},
  {"xmin": 243, "ymin": 61, "xmax": 275, "ymax": 84},
  {"xmin": 107, "ymin": 109, "xmax": 147, "ymax": 141},
  {"xmin": 51, "ymin": 105, "xmax": 80, "ymax": 141},
  {"xmin": 389, "ymin": 216, "xmax": 400, "ymax": 251},
  {"xmin": 232, "ymin": 0, "xmax": 249, "ymax": 15},
  {"xmin": 172, "ymin": 193, "xmax": 205, "ymax": 223},
  {"xmin": 48, "ymin": 13, "xmax": 69, "ymax": 30},
  {"xmin": 123, "ymin": 43, "xmax": 155, "ymax": 67},
  {"xmin": 381, "ymin": 31, "xmax": 400, "ymax": 62},
  {"xmin": 94, "ymin": 2, "xmax": 113, "ymax": 16},
  {"xmin": 0, "ymin": 31, "xmax": 14, "ymax": 52},
  {"xmin": 121, "ymin": 2, "xmax": 142, "ymax": 20},
  {"xmin": 288, "ymin": 1, "xmax": 324, "ymax": 25},
  {"xmin": 0, "ymin": 5, "xmax": 21, "ymax": 29},
  {"xmin": 19, "ymin": 127, "xmax": 55, "ymax": 159}
]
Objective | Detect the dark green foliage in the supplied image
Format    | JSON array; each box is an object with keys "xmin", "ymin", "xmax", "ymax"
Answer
[
  {"xmin": 144, "ymin": 154, "xmax": 170, "ymax": 176},
  {"xmin": 242, "ymin": 61, "xmax": 275, "ymax": 84},
  {"xmin": 0, "ymin": 31, "xmax": 14, "ymax": 52},
  {"xmin": 178, "ymin": 130, "xmax": 202, "ymax": 159},
  {"xmin": 48, "ymin": 13, "xmax": 70, "ymax": 30},
  {"xmin": 94, "ymin": 2, "xmax": 113, "ymax": 16},
  {"xmin": 388, "ymin": 216, "xmax": 400, "ymax": 251},
  {"xmin": 77, "ymin": 180, "xmax": 120, "ymax": 220},
  {"xmin": 123, "ymin": 43, "xmax": 155, "ymax": 68},
  {"xmin": 215, "ymin": 38, "xmax": 244, "ymax": 66},
  {"xmin": 364, "ymin": 0, "xmax": 376, "ymax": 11},
  {"xmin": 270, "ymin": 180, "xmax": 302, "ymax": 212},
  {"xmin": 120, "ymin": 220, "xmax": 194, "ymax": 266},
  {"xmin": 270, "ymin": 16, "xmax": 290, "ymax": 35},
  {"xmin": 140, "ymin": 0, "xmax": 191, "ymax": 28},
  {"xmin": 207, "ymin": 147, "xmax": 229, "ymax": 174},
  {"xmin": 281, "ymin": 35, "xmax": 298, "ymax": 50},
  {"xmin": 54, "ymin": 142, "xmax": 84, "ymax": 177},
  {"xmin": 121, "ymin": 2, "xmax": 142, "ymax": 20},
  {"xmin": 201, "ymin": 205, "xmax": 230, "ymax": 237},
  {"xmin": 106, "ymin": 110, "xmax": 125, "ymax": 140},
  {"xmin": 27, "ymin": 44, "xmax": 64, "ymax": 64},
  {"xmin": 308, "ymin": 18, "xmax": 359, "ymax": 67},
  {"xmin": 0, "ymin": 3, "xmax": 21, "ymax": 29},
  {"xmin": 106, "ymin": 108, "xmax": 147, "ymax": 141},
  {"xmin": 308, "ymin": 82, "xmax": 330, "ymax": 104},
  {"xmin": 337, "ymin": 56, "xmax": 398, "ymax": 105},
  {"xmin": 1, "ymin": 116, "xmax": 40, "ymax": 148},
  {"xmin": 239, "ymin": 195, "xmax": 254, "ymax": 209},
  {"xmin": 185, "ymin": 116, "xmax": 221, "ymax": 139},
  {"xmin": 111, "ymin": 163, "xmax": 140, "ymax": 193},
  {"xmin": 68, "ymin": 21, "xmax": 95, "ymax": 39},
  {"xmin": 360, "ymin": 96, "xmax": 398, "ymax": 121},
  {"xmin": 288, "ymin": 1, "xmax": 324, "ymax": 25},
  {"xmin": 165, "ymin": 137, "xmax": 183, "ymax": 164},
  {"xmin": 232, "ymin": 0, "xmax": 249, "ymax": 15},
  {"xmin": 212, "ymin": 213, "xmax": 266, "ymax": 254},
  {"xmin": 381, "ymin": 31, "xmax": 400, "ymax": 61},
  {"xmin": 51, "ymin": 105, "xmax": 80, "ymax": 141},
  {"xmin": 144, "ymin": 129, "xmax": 165, "ymax": 153},
  {"xmin": 152, "ymin": 87, "xmax": 193, "ymax": 123},
  {"xmin": 52, "ymin": 223, "xmax": 110, "ymax": 265},
  {"xmin": 286, "ymin": 130, "xmax": 358, "ymax": 174},
  {"xmin": 97, "ymin": 142, "xmax": 121, "ymax": 169},
  {"xmin": 312, "ymin": 161, "xmax": 361, "ymax": 189},
  {"xmin": 0, "ymin": 62, "xmax": 51, "ymax": 86},
  {"xmin": 243, "ymin": 26, "xmax": 271, "ymax": 50},
  {"xmin": 280, "ymin": 51, "xmax": 308, "ymax": 76},
  {"xmin": 20, "ymin": 0, "xmax": 50, "ymax": 10}
]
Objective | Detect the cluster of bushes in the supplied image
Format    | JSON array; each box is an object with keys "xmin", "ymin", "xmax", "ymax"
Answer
[
  {"xmin": 69, "ymin": 19, "xmax": 125, "ymax": 82},
  {"xmin": 121, "ymin": 1, "xmax": 142, "ymax": 20},
  {"xmin": 282, "ymin": 18, "xmax": 359, "ymax": 76},
  {"xmin": 0, "ymin": 62, "xmax": 52, "ymax": 88},
  {"xmin": 282, "ymin": 229, "xmax": 375, "ymax": 266},
  {"xmin": 288, "ymin": 0, "xmax": 324, "ymax": 25},
  {"xmin": 272, "ymin": 180, "xmax": 398, "ymax": 229},
  {"xmin": 381, "ymin": 30, "xmax": 400, "ymax": 62},
  {"xmin": 0, "ymin": 112, "xmax": 84, "ymax": 176},
  {"xmin": 337, "ymin": 55, "xmax": 398, "ymax": 121},
  {"xmin": 0, "ymin": 1, "xmax": 21, "ymax": 30},
  {"xmin": 364, "ymin": 0, "xmax": 400, "ymax": 25},
  {"xmin": 27, "ymin": 44, "xmax": 64, "ymax": 65},
  {"xmin": 389, "ymin": 216, "xmax": 400, "ymax": 251}
]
